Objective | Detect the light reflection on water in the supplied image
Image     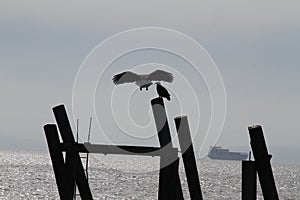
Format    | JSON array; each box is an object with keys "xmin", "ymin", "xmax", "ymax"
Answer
[{"xmin": 0, "ymin": 152, "xmax": 299, "ymax": 200}]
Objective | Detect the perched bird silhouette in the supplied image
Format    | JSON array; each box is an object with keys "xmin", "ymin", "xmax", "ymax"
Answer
[
  {"xmin": 156, "ymin": 82, "xmax": 171, "ymax": 101},
  {"xmin": 112, "ymin": 69, "xmax": 173, "ymax": 90}
]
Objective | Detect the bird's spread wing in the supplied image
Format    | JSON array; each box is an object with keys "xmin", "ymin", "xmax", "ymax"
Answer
[
  {"xmin": 147, "ymin": 70, "xmax": 174, "ymax": 83},
  {"xmin": 112, "ymin": 71, "xmax": 141, "ymax": 85}
]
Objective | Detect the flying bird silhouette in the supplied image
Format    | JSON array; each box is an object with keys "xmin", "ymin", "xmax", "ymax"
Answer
[
  {"xmin": 112, "ymin": 69, "xmax": 173, "ymax": 90},
  {"xmin": 156, "ymin": 82, "xmax": 171, "ymax": 101}
]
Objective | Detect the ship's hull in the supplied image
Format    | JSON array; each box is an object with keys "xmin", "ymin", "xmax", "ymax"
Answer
[
  {"xmin": 208, "ymin": 153, "xmax": 248, "ymax": 161},
  {"xmin": 208, "ymin": 146, "xmax": 248, "ymax": 161}
]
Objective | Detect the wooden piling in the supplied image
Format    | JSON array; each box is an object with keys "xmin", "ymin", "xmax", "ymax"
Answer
[
  {"xmin": 151, "ymin": 98, "xmax": 184, "ymax": 200},
  {"xmin": 44, "ymin": 124, "xmax": 73, "ymax": 200},
  {"xmin": 248, "ymin": 125, "xmax": 279, "ymax": 200},
  {"xmin": 174, "ymin": 116, "xmax": 203, "ymax": 200},
  {"xmin": 242, "ymin": 161, "xmax": 256, "ymax": 200},
  {"xmin": 53, "ymin": 105, "xmax": 93, "ymax": 200},
  {"xmin": 53, "ymin": 105, "xmax": 76, "ymax": 197},
  {"xmin": 151, "ymin": 98, "xmax": 173, "ymax": 148}
]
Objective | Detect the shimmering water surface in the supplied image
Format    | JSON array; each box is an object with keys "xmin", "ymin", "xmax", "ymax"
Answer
[{"xmin": 0, "ymin": 151, "xmax": 299, "ymax": 199}]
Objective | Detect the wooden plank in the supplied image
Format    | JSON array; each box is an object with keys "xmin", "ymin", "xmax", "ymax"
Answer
[{"xmin": 60, "ymin": 143, "xmax": 178, "ymax": 157}]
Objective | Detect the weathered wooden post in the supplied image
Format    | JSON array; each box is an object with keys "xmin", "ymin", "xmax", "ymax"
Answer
[
  {"xmin": 151, "ymin": 98, "xmax": 184, "ymax": 200},
  {"xmin": 44, "ymin": 124, "xmax": 73, "ymax": 200},
  {"xmin": 174, "ymin": 116, "xmax": 203, "ymax": 200},
  {"xmin": 53, "ymin": 105, "xmax": 93, "ymax": 200},
  {"xmin": 242, "ymin": 160, "xmax": 256, "ymax": 200},
  {"xmin": 248, "ymin": 125, "xmax": 279, "ymax": 200},
  {"xmin": 52, "ymin": 105, "xmax": 76, "ymax": 197}
]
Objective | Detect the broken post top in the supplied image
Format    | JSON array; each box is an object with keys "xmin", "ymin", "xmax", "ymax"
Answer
[
  {"xmin": 151, "ymin": 97, "xmax": 164, "ymax": 106},
  {"xmin": 248, "ymin": 124, "xmax": 262, "ymax": 130},
  {"xmin": 52, "ymin": 104, "xmax": 76, "ymax": 144},
  {"xmin": 174, "ymin": 116, "xmax": 188, "ymax": 121},
  {"xmin": 53, "ymin": 104, "xmax": 65, "ymax": 110},
  {"xmin": 248, "ymin": 125, "xmax": 267, "ymax": 143}
]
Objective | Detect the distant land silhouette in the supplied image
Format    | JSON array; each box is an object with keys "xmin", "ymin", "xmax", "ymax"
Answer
[{"xmin": 226, "ymin": 145, "xmax": 300, "ymax": 164}]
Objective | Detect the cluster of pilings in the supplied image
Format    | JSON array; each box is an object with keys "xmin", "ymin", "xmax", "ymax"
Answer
[
  {"xmin": 44, "ymin": 97, "xmax": 279, "ymax": 200},
  {"xmin": 44, "ymin": 97, "xmax": 203, "ymax": 200}
]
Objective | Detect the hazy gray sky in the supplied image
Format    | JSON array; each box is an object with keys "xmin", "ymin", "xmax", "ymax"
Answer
[{"xmin": 0, "ymin": 1, "xmax": 299, "ymax": 157}]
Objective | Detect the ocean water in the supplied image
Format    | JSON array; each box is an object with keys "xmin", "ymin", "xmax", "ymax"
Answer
[{"xmin": 0, "ymin": 151, "xmax": 299, "ymax": 200}]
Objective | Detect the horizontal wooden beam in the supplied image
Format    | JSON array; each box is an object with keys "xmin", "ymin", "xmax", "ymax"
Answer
[{"xmin": 60, "ymin": 142, "xmax": 178, "ymax": 157}]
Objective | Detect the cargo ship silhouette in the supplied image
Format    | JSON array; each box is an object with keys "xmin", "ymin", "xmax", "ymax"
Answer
[{"xmin": 208, "ymin": 146, "xmax": 248, "ymax": 161}]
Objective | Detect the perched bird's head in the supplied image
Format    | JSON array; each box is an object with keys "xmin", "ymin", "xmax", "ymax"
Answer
[{"xmin": 155, "ymin": 82, "xmax": 161, "ymax": 85}]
